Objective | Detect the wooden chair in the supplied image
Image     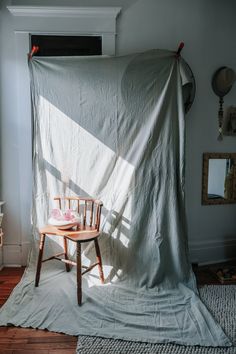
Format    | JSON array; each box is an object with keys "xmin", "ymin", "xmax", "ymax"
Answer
[{"xmin": 35, "ymin": 197, "xmax": 104, "ymax": 305}]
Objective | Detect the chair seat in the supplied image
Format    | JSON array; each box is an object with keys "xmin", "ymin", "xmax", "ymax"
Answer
[{"xmin": 40, "ymin": 224, "xmax": 100, "ymax": 242}]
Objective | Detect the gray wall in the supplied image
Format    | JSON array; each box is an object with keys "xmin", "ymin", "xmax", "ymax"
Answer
[{"xmin": 1, "ymin": 0, "xmax": 236, "ymax": 265}]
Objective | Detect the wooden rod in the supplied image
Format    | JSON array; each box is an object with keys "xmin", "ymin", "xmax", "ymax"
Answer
[
  {"xmin": 35, "ymin": 233, "xmax": 45, "ymax": 287},
  {"xmin": 42, "ymin": 252, "xmax": 65, "ymax": 263},
  {"xmin": 59, "ymin": 258, "xmax": 77, "ymax": 266},
  {"xmin": 84, "ymin": 201, "xmax": 87, "ymax": 226},
  {"xmin": 81, "ymin": 262, "xmax": 99, "ymax": 275},
  {"xmin": 77, "ymin": 243, "xmax": 82, "ymax": 305},
  {"xmin": 90, "ymin": 201, "xmax": 94, "ymax": 227}
]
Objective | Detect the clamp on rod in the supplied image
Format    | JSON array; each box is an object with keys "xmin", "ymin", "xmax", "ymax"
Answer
[
  {"xmin": 176, "ymin": 42, "xmax": 184, "ymax": 58},
  {"xmin": 28, "ymin": 45, "xmax": 39, "ymax": 60}
]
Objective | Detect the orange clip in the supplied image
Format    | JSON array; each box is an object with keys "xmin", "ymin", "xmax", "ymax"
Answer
[{"xmin": 28, "ymin": 45, "xmax": 39, "ymax": 59}]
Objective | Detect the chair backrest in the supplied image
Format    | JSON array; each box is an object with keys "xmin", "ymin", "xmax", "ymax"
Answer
[{"xmin": 54, "ymin": 196, "xmax": 103, "ymax": 231}]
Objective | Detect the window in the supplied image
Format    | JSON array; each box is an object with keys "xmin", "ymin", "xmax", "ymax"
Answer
[{"xmin": 30, "ymin": 35, "xmax": 102, "ymax": 56}]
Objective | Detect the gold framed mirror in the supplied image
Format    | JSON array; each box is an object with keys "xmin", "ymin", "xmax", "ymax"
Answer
[{"xmin": 202, "ymin": 152, "xmax": 236, "ymax": 205}]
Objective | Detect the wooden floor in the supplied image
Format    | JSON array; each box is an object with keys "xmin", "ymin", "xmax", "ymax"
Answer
[
  {"xmin": 0, "ymin": 262, "xmax": 236, "ymax": 353},
  {"xmin": 193, "ymin": 260, "xmax": 236, "ymax": 286},
  {"xmin": 0, "ymin": 267, "xmax": 77, "ymax": 354}
]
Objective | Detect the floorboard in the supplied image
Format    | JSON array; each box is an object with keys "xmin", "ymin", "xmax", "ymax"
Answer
[
  {"xmin": 0, "ymin": 261, "xmax": 235, "ymax": 352},
  {"xmin": 0, "ymin": 268, "xmax": 77, "ymax": 353}
]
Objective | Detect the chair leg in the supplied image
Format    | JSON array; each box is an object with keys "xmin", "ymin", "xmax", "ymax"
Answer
[
  {"xmin": 76, "ymin": 242, "xmax": 82, "ymax": 306},
  {"xmin": 94, "ymin": 239, "xmax": 104, "ymax": 284},
  {"xmin": 35, "ymin": 233, "xmax": 46, "ymax": 287},
  {"xmin": 63, "ymin": 237, "xmax": 70, "ymax": 272}
]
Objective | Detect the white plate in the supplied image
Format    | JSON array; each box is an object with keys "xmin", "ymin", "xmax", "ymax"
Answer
[
  {"xmin": 57, "ymin": 222, "xmax": 78, "ymax": 230},
  {"xmin": 48, "ymin": 217, "xmax": 80, "ymax": 229}
]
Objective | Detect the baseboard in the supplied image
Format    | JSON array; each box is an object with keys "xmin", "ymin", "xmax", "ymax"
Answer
[
  {"xmin": 3, "ymin": 245, "xmax": 22, "ymax": 267},
  {"xmin": 197, "ymin": 257, "xmax": 236, "ymax": 266},
  {"xmin": 21, "ymin": 242, "xmax": 31, "ymax": 266},
  {"xmin": 189, "ymin": 238, "xmax": 236, "ymax": 265},
  {"xmin": 2, "ymin": 240, "xmax": 236, "ymax": 267},
  {"xmin": 3, "ymin": 242, "xmax": 31, "ymax": 267}
]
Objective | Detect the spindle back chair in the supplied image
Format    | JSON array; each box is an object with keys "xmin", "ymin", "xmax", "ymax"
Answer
[
  {"xmin": 35, "ymin": 196, "xmax": 104, "ymax": 305},
  {"xmin": 54, "ymin": 196, "xmax": 102, "ymax": 229}
]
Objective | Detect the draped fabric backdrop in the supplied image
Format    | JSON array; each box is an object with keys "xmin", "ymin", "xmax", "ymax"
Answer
[{"xmin": 0, "ymin": 50, "xmax": 231, "ymax": 347}]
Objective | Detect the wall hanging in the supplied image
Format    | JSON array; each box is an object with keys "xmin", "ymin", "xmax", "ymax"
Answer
[{"xmin": 212, "ymin": 66, "xmax": 236, "ymax": 140}]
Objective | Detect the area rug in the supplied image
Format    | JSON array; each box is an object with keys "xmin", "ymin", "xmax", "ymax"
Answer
[{"xmin": 76, "ymin": 285, "xmax": 236, "ymax": 353}]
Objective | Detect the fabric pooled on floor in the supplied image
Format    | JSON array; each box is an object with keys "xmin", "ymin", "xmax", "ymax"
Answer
[
  {"xmin": 76, "ymin": 286, "xmax": 236, "ymax": 353},
  {"xmin": 0, "ymin": 50, "xmax": 232, "ymax": 347}
]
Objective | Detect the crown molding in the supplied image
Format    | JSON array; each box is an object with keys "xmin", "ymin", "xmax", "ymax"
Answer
[{"xmin": 7, "ymin": 6, "xmax": 122, "ymax": 19}]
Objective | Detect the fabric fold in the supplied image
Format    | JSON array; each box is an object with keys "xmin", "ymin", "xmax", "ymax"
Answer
[{"xmin": 0, "ymin": 49, "xmax": 231, "ymax": 347}]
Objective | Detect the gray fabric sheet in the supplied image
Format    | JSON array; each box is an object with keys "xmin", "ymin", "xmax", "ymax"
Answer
[
  {"xmin": 76, "ymin": 286, "xmax": 236, "ymax": 353},
  {"xmin": 0, "ymin": 50, "xmax": 231, "ymax": 347}
]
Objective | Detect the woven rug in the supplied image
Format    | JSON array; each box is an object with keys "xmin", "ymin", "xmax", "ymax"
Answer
[{"xmin": 76, "ymin": 285, "xmax": 236, "ymax": 353}]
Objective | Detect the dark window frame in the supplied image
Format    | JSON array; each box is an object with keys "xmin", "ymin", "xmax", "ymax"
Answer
[{"xmin": 30, "ymin": 34, "xmax": 102, "ymax": 57}]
